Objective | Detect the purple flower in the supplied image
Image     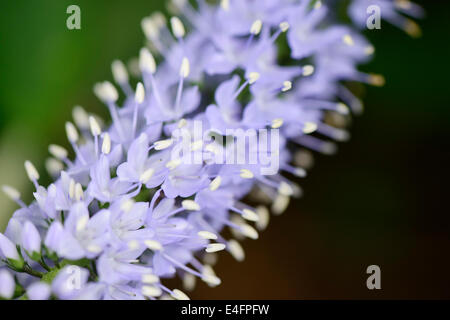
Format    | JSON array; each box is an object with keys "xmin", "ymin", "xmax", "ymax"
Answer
[
  {"xmin": 88, "ymin": 155, "xmax": 131, "ymax": 203},
  {"xmin": 21, "ymin": 221, "xmax": 41, "ymax": 259},
  {"xmin": 0, "ymin": 269, "xmax": 15, "ymax": 299},
  {"xmin": 27, "ymin": 282, "xmax": 51, "ymax": 300},
  {"xmin": 117, "ymin": 133, "xmax": 169, "ymax": 188},
  {"xmin": 97, "ymin": 248, "xmax": 151, "ymax": 284},
  {"xmin": 0, "ymin": 233, "xmax": 21, "ymax": 263},
  {"xmin": 109, "ymin": 199, "xmax": 152, "ymax": 244},
  {"xmin": 0, "ymin": 0, "xmax": 422, "ymax": 300}
]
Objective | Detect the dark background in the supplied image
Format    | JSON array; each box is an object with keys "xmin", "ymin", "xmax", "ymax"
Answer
[{"xmin": 1, "ymin": 0, "xmax": 449, "ymax": 299}]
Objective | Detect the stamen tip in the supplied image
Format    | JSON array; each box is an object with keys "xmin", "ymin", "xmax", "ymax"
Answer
[
  {"xmin": 111, "ymin": 60, "xmax": 129, "ymax": 84},
  {"xmin": 2, "ymin": 185, "xmax": 21, "ymax": 201},
  {"xmin": 170, "ymin": 16, "xmax": 185, "ymax": 38},
  {"xmin": 250, "ymin": 19, "xmax": 263, "ymax": 35}
]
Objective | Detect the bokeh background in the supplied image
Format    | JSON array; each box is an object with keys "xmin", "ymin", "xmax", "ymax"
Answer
[{"xmin": 1, "ymin": 0, "xmax": 449, "ymax": 299}]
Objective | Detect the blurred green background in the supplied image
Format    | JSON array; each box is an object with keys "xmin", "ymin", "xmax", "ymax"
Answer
[{"xmin": 1, "ymin": 0, "xmax": 449, "ymax": 299}]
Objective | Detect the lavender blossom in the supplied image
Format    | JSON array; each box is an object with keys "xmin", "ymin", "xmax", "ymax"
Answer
[
  {"xmin": 0, "ymin": 0, "xmax": 422, "ymax": 300},
  {"xmin": 0, "ymin": 269, "xmax": 15, "ymax": 299}
]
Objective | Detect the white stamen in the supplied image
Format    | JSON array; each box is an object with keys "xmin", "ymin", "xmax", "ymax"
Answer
[
  {"xmin": 172, "ymin": 0, "xmax": 187, "ymax": 9},
  {"xmin": 180, "ymin": 57, "xmax": 190, "ymax": 78},
  {"xmin": 272, "ymin": 194, "xmax": 290, "ymax": 215},
  {"xmin": 368, "ymin": 74, "xmax": 386, "ymax": 87},
  {"xmin": 93, "ymin": 81, "xmax": 118, "ymax": 103},
  {"xmin": 303, "ymin": 122, "xmax": 318, "ymax": 134},
  {"xmin": 182, "ymin": 200, "xmax": 201, "ymax": 211},
  {"xmin": 206, "ymin": 243, "xmax": 226, "ymax": 253},
  {"xmin": 24, "ymin": 161, "xmax": 39, "ymax": 181},
  {"xmin": 302, "ymin": 65, "xmax": 315, "ymax": 76},
  {"xmin": 209, "ymin": 176, "xmax": 222, "ymax": 191},
  {"xmin": 135, "ymin": 82, "xmax": 145, "ymax": 104},
  {"xmin": 141, "ymin": 17, "xmax": 159, "ymax": 40},
  {"xmin": 142, "ymin": 286, "xmax": 162, "ymax": 297},
  {"xmin": 142, "ymin": 274, "xmax": 160, "ymax": 284},
  {"xmin": 248, "ymin": 72, "xmax": 260, "ymax": 84},
  {"xmin": 250, "ymin": 19, "xmax": 262, "ymax": 35},
  {"xmin": 69, "ymin": 179, "xmax": 76, "ymax": 200},
  {"xmin": 152, "ymin": 12, "xmax": 166, "ymax": 27},
  {"xmin": 178, "ymin": 118, "xmax": 187, "ymax": 128},
  {"xmin": 183, "ymin": 273, "xmax": 196, "ymax": 291},
  {"xmin": 321, "ymin": 142, "xmax": 337, "ymax": 155},
  {"xmin": 271, "ymin": 118, "xmax": 284, "ymax": 129},
  {"xmin": 154, "ymin": 139, "xmax": 174, "ymax": 150},
  {"xmin": 202, "ymin": 265, "xmax": 216, "ymax": 277},
  {"xmin": 111, "ymin": 60, "xmax": 129, "ymax": 84},
  {"xmin": 281, "ymin": 81, "xmax": 292, "ymax": 92},
  {"xmin": 48, "ymin": 144, "xmax": 68, "ymax": 160},
  {"xmin": 89, "ymin": 116, "xmax": 101, "ymax": 137},
  {"xmin": 256, "ymin": 206, "xmax": 270, "ymax": 231},
  {"xmin": 139, "ymin": 48, "xmax": 156, "ymax": 74},
  {"xmin": 166, "ymin": 159, "xmax": 181, "ymax": 170},
  {"xmin": 190, "ymin": 140, "xmax": 203, "ymax": 152},
  {"xmin": 121, "ymin": 199, "xmax": 135, "ymax": 213},
  {"xmin": 171, "ymin": 289, "xmax": 190, "ymax": 300},
  {"xmin": 198, "ymin": 231, "xmax": 218, "ymax": 240},
  {"xmin": 279, "ymin": 21, "xmax": 290, "ymax": 32},
  {"xmin": 102, "ymin": 133, "xmax": 111, "ymax": 155},
  {"xmin": 140, "ymin": 168, "xmax": 155, "ymax": 184},
  {"xmin": 240, "ymin": 169, "xmax": 254, "ymax": 179},
  {"xmin": 278, "ymin": 181, "xmax": 294, "ymax": 196},
  {"xmin": 343, "ymin": 34, "xmax": 354, "ymax": 46},
  {"xmin": 144, "ymin": 240, "xmax": 162, "ymax": 251},
  {"xmin": 314, "ymin": 0, "xmax": 322, "ymax": 9},
  {"xmin": 337, "ymin": 103, "xmax": 350, "ymax": 115},
  {"xmin": 242, "ymin": 209, "xmax": 259, "ymax": 222},
  {"xmin": 335, "ymin": 129, "xmax": 350, "ymax": 142},
  {"xmin": 72, "ymin": 106, "xmax": 90, "ymax": 130},
  {"xmin": 87, "ymin": 244, "xmax": 102, "ymax": 254},
  {"xmin": 294, "ymin": 167, "xmax": 307, "ymax": 177},
  {"xmin": 75, "ymin": 183, "xmax": 84, "ymax": 201},
  {"xmin": 128, "ymin": 240, "xmax": 140, "ymax": 250},
  {"xmin": 170, "ymin": 17, "xmax": 185, "ymax": 38},
  {"xmin": 2, "ymin": 185, "xmax": 21, "ymax": 201},
  {"xmin": 395, "ymin": 0, "xmax": 412, "ymax": 9},
  {"xmin": 364, "ymin": 45, "xmax": 375, "ymax": 56},
  {"xmin": 65, "ymin": 122, "xmax": 79, "ymax": 143},
  {"xmin": 46, "ymin": 158, "xmax": 64, "ymax": 176},
  {"xmin": 221, "ymin": 0, "xmax": 229, "ymax": 11},
  {"xmin": 76, "ymin": 215, "xmax": 89, "ymax": 232},
  {"xmin": 202, "ymin": 267, "xmax": 221, "ymax": 287},
  {"xmin": 228, "ymin": 240, "xmax": 245, "ymax": 262},
  {"xmin": 240, "ymin": 224, "xmax": 259, "ymax": 240}
]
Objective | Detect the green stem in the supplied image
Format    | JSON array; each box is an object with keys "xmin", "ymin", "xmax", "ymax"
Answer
[
  {"xmin": 39, "ymin": 258, "xmax": 51, "ymax": 272},
  {"xmin": 23, "ymin": 264, "xmax": 44, "ymax": 278}
]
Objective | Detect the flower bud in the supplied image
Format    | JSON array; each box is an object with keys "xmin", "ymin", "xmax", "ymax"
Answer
[
  {"xmin": 0, "ymin": 233, "xmax": 23, "ymax": 269},
  {"xmin": 21, "ymin": 221, "xmax": 42, "ymax": 260},
  {"xmin": 0, "ymin": 270, "xmax": 15, "ymax": 299}
]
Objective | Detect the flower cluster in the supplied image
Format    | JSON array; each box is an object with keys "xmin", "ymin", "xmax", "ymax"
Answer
[{"xmin": 0, "ymin": 0, "xmax": 422, "ymax": 300}]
